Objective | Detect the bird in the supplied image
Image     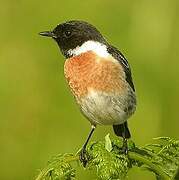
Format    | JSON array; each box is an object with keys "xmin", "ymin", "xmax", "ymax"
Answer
[{"xmin": 39, "ymin": 20, "xmax": 137, "ymax": 166}]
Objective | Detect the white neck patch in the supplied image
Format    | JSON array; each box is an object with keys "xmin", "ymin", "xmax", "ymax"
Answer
[{"xmin": 67, "ymin": 40, "xmax": 109, "ymax": 58}]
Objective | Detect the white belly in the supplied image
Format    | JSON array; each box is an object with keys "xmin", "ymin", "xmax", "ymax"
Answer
[{"xmin": 79, "ymin": 89, "xmax": 134, "ymax": 125}]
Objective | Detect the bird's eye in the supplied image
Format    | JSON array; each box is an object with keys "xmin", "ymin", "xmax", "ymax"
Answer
[{"xmin": 64, "ymin": 30, "xmax": 72, "ymax": 37}]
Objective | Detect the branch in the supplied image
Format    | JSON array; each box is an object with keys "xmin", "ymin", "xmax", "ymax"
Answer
[
  {"xmin": 128, "ymin": 152, "xmax": 170, "ymax": 180},
  {"xmin": 35, "ymin": 136, "xmax": 179, "ymax": 180}
]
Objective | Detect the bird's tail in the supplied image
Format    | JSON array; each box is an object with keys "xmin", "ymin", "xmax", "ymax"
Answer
[{"xmin": 113, "ymin": 122, "xmax": 131, "ymax": 139}]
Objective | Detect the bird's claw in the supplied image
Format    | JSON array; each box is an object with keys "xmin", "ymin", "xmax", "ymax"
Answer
[
  {"xmin": 122, "ymin": 144, "xmax": 128, "ymax": 155},
  {"xmin": 79, "ymin": 149, "xmax": 88, "ymax": 167},
  {"xmin": 121, "ymin": 138, "xmax": 128, "ymax": 155}
]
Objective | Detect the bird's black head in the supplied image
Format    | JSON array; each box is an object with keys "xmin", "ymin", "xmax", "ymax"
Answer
[{"xmin": 39, "ymin": 20, "xmax": 107, "ymax": 57}]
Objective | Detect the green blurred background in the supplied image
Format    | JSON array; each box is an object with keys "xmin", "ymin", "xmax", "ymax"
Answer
[{"xmin": 0, "ymin": 0, "xmax": 179, "ymax": 179}]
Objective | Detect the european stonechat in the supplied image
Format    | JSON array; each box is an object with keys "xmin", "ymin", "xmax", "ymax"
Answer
[{"xmin": 39, "ymin": 20, "xmax": 136, "ymax": 166}]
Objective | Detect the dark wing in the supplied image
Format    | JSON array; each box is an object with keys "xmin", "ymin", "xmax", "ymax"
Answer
[
  {"xmin": 107, "ymin": 45, "xmax": 135, "ymax": 91},
  {"xmin": 113, "ymin": 122, "xmax": 131, "ymax": 139}
]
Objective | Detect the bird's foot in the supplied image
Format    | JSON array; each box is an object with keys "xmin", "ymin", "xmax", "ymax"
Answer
[
  {"xmin": 79, "ymin": 148, "xmax": 89, "ymax": 167},
  {"xmin": 121, "ymin": 143, "xmax": 128, "ymax": 155},
  {"xmin": 121, "ymin": 138, "xmax": 128, "ymax": 155}
]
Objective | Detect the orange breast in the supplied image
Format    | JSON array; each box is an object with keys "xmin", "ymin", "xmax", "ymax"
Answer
[{"xmin": 64, "ymin": 51, "xmax": 127, "ymax": 98}]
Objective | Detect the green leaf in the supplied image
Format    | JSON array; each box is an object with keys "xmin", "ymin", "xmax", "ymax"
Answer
[
  {"xmin": 35, "ymin": 136, "xmax": 179, "ymax": 180},
  {"xmin": 105, "ymin": 133, "xmax": 113, "ymax": 152}
]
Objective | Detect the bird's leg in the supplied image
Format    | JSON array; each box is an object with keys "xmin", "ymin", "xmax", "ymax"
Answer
[
  {"xmin": 80, "ymin": 125, "xmax": 96, "ymax": 167},
  {"xmin": 112, "ymin": 122, "xmax": 130, "ymax": 154},
  {"xmin": 122, "ymin": 134, "xmax": 128, "ymax": 155}
]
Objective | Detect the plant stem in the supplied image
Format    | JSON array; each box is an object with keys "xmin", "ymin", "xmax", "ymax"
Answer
[
  {"xmin": 36, "ymin": 149, "xmax": 172, "ymax": 180},
  {"xmin": 128, "ymin": 151, "xmax": 170, "ymax": 180},
  {"xmin": 35, "ymin": 155, "xmax": 79, "ymax": 180},
  {"xmin": 64, "ymin": 155, "xmax": 79, "ymax": 163}
]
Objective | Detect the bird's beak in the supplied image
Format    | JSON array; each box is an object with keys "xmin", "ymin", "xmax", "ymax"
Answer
[{"xmin": 39, "ymin": 31, "xmax": 57, "ymax": 38}]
